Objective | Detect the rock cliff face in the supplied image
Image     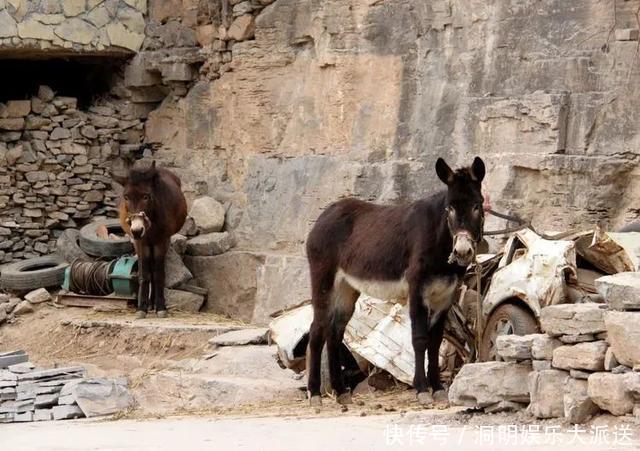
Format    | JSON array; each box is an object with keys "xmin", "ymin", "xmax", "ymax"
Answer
[
  {"xmin": 4, "ymin": 1, "xmax": 640, "ymax": 323},
  {"xmin": 150, "ymin": 0, "xmax": 640, "ymax": 323}
]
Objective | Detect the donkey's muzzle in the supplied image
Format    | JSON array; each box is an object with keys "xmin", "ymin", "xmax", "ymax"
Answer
[
  {"xmin": 129, "ymin": 213, "xmax": 149, "ymax": 240},
  {"xmin": 452, "ymin": 232, "xmax": 476, "ymax": 267}
]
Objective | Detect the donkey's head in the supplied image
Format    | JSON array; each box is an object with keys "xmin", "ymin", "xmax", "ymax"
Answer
[
  {"xmin": 435, "ymin": 156, "xmax": 485, "ymax": 267},
  {"xmin": 117, "ymin": 161, "xmax": 158, "ymax": 240}
]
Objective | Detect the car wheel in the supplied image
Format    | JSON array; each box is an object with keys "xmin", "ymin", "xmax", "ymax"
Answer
[
  {"xmin": 479, "ymin": 303, "xmax": 538, "ymax": 361},
  {"xmin": 79, "ymin": 219, "xmax": 133, "ymax": 258}
]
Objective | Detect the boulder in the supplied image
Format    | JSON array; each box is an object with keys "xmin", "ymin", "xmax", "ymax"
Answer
[
  {"xmin": 185, "ymin": 252, "xmax": 311, "ymax": 325},
  {"xmin": 564, "ymin": 378, "xmax": 600, "ymax": 424},
  {"xmin": 186, "ymin": 232, "xmax": 233, "ymax": 256},
  {"xmin": 52, "ymin": 404, "xmax": 83, "ymax": 420},
  {"xmin": 528, "ymin": 369, "xmax": 569, "ymax": 418},
  {"xmin": 188, "ymin": 196, "xmax": 225, "ymax": 233},
  {"xmin": 73, "ymin": 379, "xmax": 134, "ymax": 418},
  {"xmin": 24, "ymin": 288, "xmax": 51, "ymax": 304},
  {"xmin": 552, "ymin": 341, "xmax": 607, "ymax": 371},
  {"xmin": 12, "ymin": 301, "xmax": 34, "ymax": 316},
  {"xmin": 596, "ymin": 272, "xmax": 640, "ymax": 311},
  {"xmin": 164, "ymin": 246, "xmax": 193, "ymax": 288},
  {"xmin": 531, "ymin": 334, "xmax": 562, "ymax": 360},
  {"xmin": 495, "ymin": 334, "xmax": 535, "ymax": 361},
  {"xmin": 448, "ymin": 362, "xmax": 532, "ymax": 408},
  {"xmin": 604, "ymin": 311, "xmax": 640, "ymax": 368},
  {"xmin": 165, "ymin": 289, "xmax": 204, "ymax": 313},
  {"xmin": 171, "ymin": 234, "xmax": 188, "ymax": 254},
  {"xmin": 588, "ymin": 372, "xmax": 640, "ymax": 416},
  {"xmin": 540, "ymin": 304, "xmax": 606, "ymax": 337},
  {"xmin": 209, "ymin": 328, "xmax": 269, "ymax": 346}
]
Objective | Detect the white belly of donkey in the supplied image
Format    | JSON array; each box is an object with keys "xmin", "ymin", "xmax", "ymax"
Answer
[{"xmin": 336, "ymin": 269, "xmax": 457, "ymax": 326}]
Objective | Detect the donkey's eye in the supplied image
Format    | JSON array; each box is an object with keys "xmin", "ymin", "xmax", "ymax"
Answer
[
  {"xmin": 123, "ymin": 195, "xmax": 129, "ymax": 201},
  {"xmin": 143, "ymin": 195, "xmax": 150, "ymax": 201}
]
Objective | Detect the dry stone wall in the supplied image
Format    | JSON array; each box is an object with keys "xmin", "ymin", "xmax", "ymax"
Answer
[
  {"xmin": 0, "ymin": 86, "xmax": 145, "ymax": 262},
  {"xmin": 0, "ymin": 0, "xmax": 146, "ymax": 54}
]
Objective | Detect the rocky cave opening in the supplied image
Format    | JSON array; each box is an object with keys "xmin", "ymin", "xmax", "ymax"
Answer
[{"xmin": 0, "ymin": 57, "xmax": 128, "ymax": 109}]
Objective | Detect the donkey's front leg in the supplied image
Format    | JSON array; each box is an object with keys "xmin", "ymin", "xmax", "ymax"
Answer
[
  {"xmin": 135, "ymin": 241, "xmax": 153, "ymax": 319},
  {"xmin": 426, "ymin": 314, "xmax": 448, "ymax": 403},
  {"xmin": 152, "ymin": 240, "xmax": 169, "ymax": 318},
  {"xmin": 409, "ymin": 283, "xmax": 432, "ymax": 406}
]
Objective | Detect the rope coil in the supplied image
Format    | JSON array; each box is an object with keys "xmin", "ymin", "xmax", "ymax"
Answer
[{"xmin": 68, "ymin": 259, "xmax": 115, "ymax": 296}]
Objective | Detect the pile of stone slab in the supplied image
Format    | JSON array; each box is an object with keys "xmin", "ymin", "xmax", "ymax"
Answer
[
  {"xmin": 0, "ymin": 350, "xmax": 133, "ymax": 423},
  {"xmin": 449, "ymin": 271, "xmax": 640, "ymax": 423}
]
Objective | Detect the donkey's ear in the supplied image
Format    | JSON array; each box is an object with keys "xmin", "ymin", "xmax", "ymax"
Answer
[
  {"xmin": 435, "ymin": 158, "xmax": 454, "ymax": 185},
  {"xmin": 470, "ymin": 156, "xmax": 485, "ymax": 183},
  {"xmin": 148, "ymin": 160, "xmax": 159, "ymax": 179}
]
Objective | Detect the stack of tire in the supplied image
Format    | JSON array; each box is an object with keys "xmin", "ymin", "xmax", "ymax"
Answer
[{"xmin": 0, "ymin": 219, "xmax": 132, "ymax": 293}]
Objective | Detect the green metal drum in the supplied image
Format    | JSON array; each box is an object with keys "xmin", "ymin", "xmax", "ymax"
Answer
[{"xmin": 109, "ymin": 255, "xmax": 138, "ymax": 297}]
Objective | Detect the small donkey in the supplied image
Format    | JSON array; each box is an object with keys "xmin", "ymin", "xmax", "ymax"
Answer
[
  {"xmin": 306, "ymin": 157, "xmax": 486, "ymax": 406},
  {"xmin": 117, "ymin": 161, "xmax": 187, "ymax": 318}
]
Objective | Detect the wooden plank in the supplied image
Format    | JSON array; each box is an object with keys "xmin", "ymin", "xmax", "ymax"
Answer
[{"xmin": 56, "ymin": 294, "xmax": 131, "ymax": 309}]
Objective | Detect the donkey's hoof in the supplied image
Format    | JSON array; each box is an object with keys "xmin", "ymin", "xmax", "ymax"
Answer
[
  {"xmin": 135, "ymin": 310, "xmax": 147, "ymax": 319},
  {"xmin": 157, "ymin": 310, "xmax": 168, "ymax": 318},
  {"xmin": 309, "ymin": 395, "xmax": 322, "ymax": 408},
  {"xmin": 417, "ymin": 391, "xmax": 434, "ymax": 407},
  {"xmin": 337, "ymin": 393, "xmax": 353, "ymax": 405},
  {"xmin": 433, "ymin": 389, "xmax": 449, "ymax": 404}
]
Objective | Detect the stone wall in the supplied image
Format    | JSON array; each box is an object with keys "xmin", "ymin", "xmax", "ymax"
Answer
[
  {"xmin": 0, "ymin": 0, "xmax": 146, "ymax": 54},
  {"xmin": 144, "ymin": 0, "xmax": 640, "ymax": 323},
  {"xmin": 0, "ymin": 86, "xmax": 146, "ymax": 262}
]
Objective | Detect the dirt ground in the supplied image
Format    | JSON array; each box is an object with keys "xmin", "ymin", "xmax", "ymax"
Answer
[{"xmin": 1, "ymin": 302, "xmax": 639, "ymax": 438}]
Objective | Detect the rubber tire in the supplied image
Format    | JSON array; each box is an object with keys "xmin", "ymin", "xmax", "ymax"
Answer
[
  {"xmin": 479, "ymin": 303, "xmax": 538, "ymax": 362},
  {"xmin": 1, "ymin": 255, "xmax": 68, "ymax": 291},
  {"xmin": 79, "ymin": 219, "xmax": 133, "ymax": 258},
  {"xmin": 56, "ymin": 229, "xmax": 93, "ymax": 263}
]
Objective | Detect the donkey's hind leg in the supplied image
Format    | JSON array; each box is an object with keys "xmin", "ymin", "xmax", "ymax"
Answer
[
  {"xmin": 307, "ymin": 264, "xmax": 336, "ymax": 407},
  {"xmin": 327, "ymin": 280, "xmax": 359, "ymax": 405}
]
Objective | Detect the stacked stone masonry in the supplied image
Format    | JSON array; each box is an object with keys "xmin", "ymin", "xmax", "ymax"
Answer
[
  {"xmin": 0, "ymin": 0, "xmax": 146, "ymax": 54},
  {"xmin": 450, "ymin": 275, "xmax": 640, "ymax": 423},
  {"xmin": 0, "ymin": 86, "xmax": 146, "ymax": 262}
]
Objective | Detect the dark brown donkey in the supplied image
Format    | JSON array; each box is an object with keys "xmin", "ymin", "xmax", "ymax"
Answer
[
  {"xmin": 306, "ymin": 157, "xmax": 486, "ymax": 407},
  {"xmin": 117, "ymin": 162, "xmax": 187, "ymax": 318}
]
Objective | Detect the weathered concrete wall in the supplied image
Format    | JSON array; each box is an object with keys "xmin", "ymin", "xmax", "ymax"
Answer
[
  {"xmin": 0, "ymin": 0, "xmax": 146, "ymax": 54},
  {"xmin": 146, "ymin": 0, "xmax": 640, "ymax": 322}
]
